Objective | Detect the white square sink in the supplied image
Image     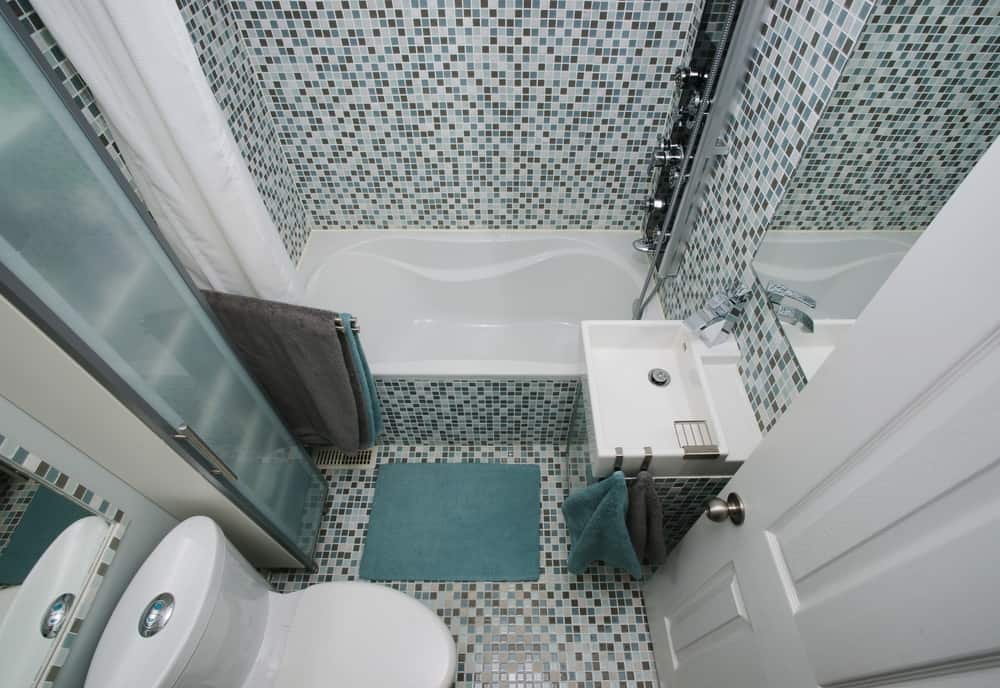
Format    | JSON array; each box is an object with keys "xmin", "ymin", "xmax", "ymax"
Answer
[
  {"xmin": 582, "ymin": 321, "xmax": 748, "ymax": 477},
  {"xmin": 782, "ymin": 319, "xmax": 854, "ymax": 380}
]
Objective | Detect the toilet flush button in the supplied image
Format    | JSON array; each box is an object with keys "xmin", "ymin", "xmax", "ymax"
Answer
[
  {"xmin": 41, "ymin": 593, "xmax": 75, "ymax": 638},
  {"xmin": 138, "ymin": 593, "xmax": 175, "ymax": 638}
]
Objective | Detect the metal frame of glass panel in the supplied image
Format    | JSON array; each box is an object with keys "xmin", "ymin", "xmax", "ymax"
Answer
[{"xmin": 0, "ymin": 5, "xmax": 323, "ymax": 570}]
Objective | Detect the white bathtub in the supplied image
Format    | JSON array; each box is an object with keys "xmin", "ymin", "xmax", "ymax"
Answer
[
  {"xmin": 297, "ymin": 231, "xmax": 659, "ymax": 376},
  {"xmin": 753, "ymin": 230, "xmax": 922, "ymax": 319}
]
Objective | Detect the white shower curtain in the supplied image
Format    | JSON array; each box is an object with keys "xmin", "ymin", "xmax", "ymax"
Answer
[{"xmin": 32, "ymin": 0, "xmax": 303, "ymax": 302}]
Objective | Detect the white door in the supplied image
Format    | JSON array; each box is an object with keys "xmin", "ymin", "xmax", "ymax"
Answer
[{"xmin": 645, "ymin": 140, "xmax": 1000, "ymax": 687}]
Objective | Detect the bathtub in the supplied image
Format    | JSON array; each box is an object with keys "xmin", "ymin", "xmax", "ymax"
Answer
[
  {"xmin": 753, "ymin": 230, "xmax": 922, "ymax": 319},
  {"xmin": 297, "ymin": 231, "xmax": 659, "ymax": 376}
]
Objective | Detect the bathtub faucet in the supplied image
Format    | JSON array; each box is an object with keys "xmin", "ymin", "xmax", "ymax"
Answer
[
  {"xmin": 684, "ymin": 284, "xmax": 751, "ymax": 347},
  {"xmin": 765, "ymin": 281, "xmax": 816, "ymax": 309},
  {"xmin": 774, "ymin": 305, "xmax": 815, "ymax": 334},
  {"xmin": 765, "ymin": 281, "xmax": 816, "ymax": 333}
]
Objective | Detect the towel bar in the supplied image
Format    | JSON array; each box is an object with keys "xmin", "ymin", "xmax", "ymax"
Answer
[
  {"xmin": 613, "ymin": 446, "xmax": 654, "ymax": 480},
  {"xmin": 333, "ymin": 315, "xmax": 360, "ymax": 333}
]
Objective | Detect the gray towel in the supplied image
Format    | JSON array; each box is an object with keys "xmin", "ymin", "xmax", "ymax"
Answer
[
  {"xmin": 626, "ymin": 471, "xmax": 667, "ymax": 566},
  {"xmin": 202, "ymin": 290, "xmax": 361, "ymax": 451}
]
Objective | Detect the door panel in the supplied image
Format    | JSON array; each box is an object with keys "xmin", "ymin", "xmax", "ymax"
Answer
[
  {"xmin": 644, "ymin": 141, "xmax": 1000, "ymax": 687},
  {"xmin": 658, "ymin": 561, "xmax": 768, "ymax": 686}
]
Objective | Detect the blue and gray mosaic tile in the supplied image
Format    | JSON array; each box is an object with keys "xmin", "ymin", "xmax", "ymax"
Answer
[
  {"xmin": 376, "ymin": 377, "xmax": 581, "ymax": 445},
  {"xmin": 770, "ymin": 0, "xmax": 1000, "ymax": 232},
  {"xmin": 225, "ymin": 0, "xmax": 702, "ymax": 232},
  {"xmin": 0, "ymin": 467, "xmax": 37, "ymax": 557}
]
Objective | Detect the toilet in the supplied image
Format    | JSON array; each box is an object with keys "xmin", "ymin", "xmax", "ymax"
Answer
[{"xmin": 85, "ymin": 516, "xmax": 456, "ymax": 688}]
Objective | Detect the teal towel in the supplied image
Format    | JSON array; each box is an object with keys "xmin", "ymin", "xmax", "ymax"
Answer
[
  {"xmin": 340, "ymin": 313, "xmax": 383, "ymax": 447},
  {"xmin": 561, "ymin": 471, "xmax": 642, "ymax": 579}
]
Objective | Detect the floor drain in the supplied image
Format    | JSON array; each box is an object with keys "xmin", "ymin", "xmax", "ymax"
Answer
[
  {"xmin": 648, "ymin": 368, "xmax": 671, "ymax": 386},
  {"xmin": 311, "ymin": 446, "xmax": 377, "ymax": 470}
]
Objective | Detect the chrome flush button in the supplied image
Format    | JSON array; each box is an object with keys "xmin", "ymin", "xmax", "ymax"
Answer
[
  {"xmin": 40, "ymin": 593, "xmax": 75, "ymax": 638},
  {"xmin": 139, "ymin": 593, "xmax": 175, "ymax": 638}
]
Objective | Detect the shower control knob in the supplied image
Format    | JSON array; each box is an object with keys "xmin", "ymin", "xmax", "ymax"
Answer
[
  {"xmin": 646, "ymin": 197, "xmax": 667, "ymax": 212},
  {"xmin": 704, "ymin": 493, "xmax": 746, "ymax": 525},
  {"xmin": 672, "ymin": 66, "xmax": 706, "ymax": 85}
]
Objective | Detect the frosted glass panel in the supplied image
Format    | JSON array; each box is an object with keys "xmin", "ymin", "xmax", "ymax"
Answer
[{"xmin": 0, "ymin": 26, "xmax": 324, "ymax": 559}]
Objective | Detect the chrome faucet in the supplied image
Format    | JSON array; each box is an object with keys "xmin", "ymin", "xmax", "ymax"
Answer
[
  {"xmin": 774, "ymin": 305, "xmax": 814, "ymax": 334},
  {"xmin": 765, "ymin": 281, "xmax": 816, "ymax": 333},
  {"xmin": 765, "ymin": 281, "xmax": 816, "ymax": 309},
  {"xmin": 684, "ymin": 284, "xmax": 751, "ymax": 346}
]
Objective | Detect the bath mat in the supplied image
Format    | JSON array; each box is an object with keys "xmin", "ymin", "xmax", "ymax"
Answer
[{"xmin": 359, "ymin": 463, "xmax": 540, "ymax": 581}]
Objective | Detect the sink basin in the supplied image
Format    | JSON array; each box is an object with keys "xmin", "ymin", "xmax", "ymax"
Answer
[
  {"xmin": 782, "ymin": 319, "xmax": 854, "ymax": 379},
  {"xmin": 582, "ymin": 321, "xmax": 754, "ymax": 477}
]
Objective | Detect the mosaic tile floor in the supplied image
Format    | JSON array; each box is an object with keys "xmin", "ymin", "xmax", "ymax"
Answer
[{"xmin": 267, "ymin": 444, "xmax": 659, "ymax": 688}]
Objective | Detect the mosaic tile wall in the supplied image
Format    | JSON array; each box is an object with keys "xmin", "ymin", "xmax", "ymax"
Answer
[
  {"xmin": 176, "ymin": 0, "xmax": 311, "ymax": 261},
  {"xmin": 665, "ymin": 0, "xmax": 874, "ymax": 432},
  {"xmin": 224, "ymin": 0, "xmax": 703, "ymax": 231},
  {"xmin": 652, "ymin": 475, "xmax": 731, "ymax": 552},
  {"xmin": 268, "ymin": 443, "xmax": 660, "ymax": 687},
  {"xmin": 0, "ymin": 468, "xmax": 37, "ymax": 557},
  {"xmin": 376, "ymin": 377, "xmax": 581, "ymax": 444},
  {"xmin": 770, "ymin": 0, "xmax": 1000, "ymax": 232}
]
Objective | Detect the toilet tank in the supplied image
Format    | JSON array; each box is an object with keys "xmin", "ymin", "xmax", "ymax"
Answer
[{"xmin": 85, "ymin": 516, "xmax": 270, "ymax": 688}]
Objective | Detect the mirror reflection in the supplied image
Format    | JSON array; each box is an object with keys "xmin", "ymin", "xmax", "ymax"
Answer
[
  {"xmin": 753, "ymin": 0, "xmax": 999, "ymax": 382},
  {"xmin": 0, "ymin": 462, "xmax": 111, "ymax": 686}
]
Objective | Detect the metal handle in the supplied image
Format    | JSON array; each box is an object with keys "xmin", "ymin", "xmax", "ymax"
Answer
[
  {"xmin": 173, "ymin": 423, "xmax": 238, "ymax": 481},
  {"xmin": 704, "ymin": 492, "xmax": 746, "ymax": 525},
  {"xmin": 766, "ymin": 281, "xmax": 817, "ymax": 309}
]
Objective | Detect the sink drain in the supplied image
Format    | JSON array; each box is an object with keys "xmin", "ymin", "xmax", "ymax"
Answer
[{"xmin": 648, "ymin": 368, "xmax": 671, "ymax": 386}]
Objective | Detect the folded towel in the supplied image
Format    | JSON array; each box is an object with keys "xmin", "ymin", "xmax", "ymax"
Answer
[
  {"xmin": 561, "ymin": 471, "xmax": 642, "ymax": 579},
  {"xmin": 627, "ymin": 471, "xmax": 667, "ymax": 566},
  {"xmin": 338, "ymin": 312, "xmax": 383, "ymax": 448},
  {"xmin": 202, "ymin": 290, "xmax": 361, "ymax": 451}
]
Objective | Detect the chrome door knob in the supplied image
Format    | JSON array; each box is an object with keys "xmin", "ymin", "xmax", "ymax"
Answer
[{"xmin": 704, "ymin": 492, "xmax": 746, "ymax": 525}]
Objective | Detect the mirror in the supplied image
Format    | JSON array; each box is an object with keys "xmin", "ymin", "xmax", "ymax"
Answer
[
  {"xmin": 752, "ymin": 1, "xmax": 999, "ymax": 382},
  {"xmin": 0, "ymin": 444, "xmax": 122, "ymax": 687}
]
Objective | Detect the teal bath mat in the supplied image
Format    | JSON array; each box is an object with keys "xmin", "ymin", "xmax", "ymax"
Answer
[{"xmin": 360, "ymin": 463, "xmax": 540, "ymax": 581}]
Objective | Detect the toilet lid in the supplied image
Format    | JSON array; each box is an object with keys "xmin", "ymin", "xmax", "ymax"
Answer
[{"xmin": 274, "ymin": 581, "xmax": 456, "ymax": 688}]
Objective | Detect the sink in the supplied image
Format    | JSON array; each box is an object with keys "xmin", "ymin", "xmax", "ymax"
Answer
[
  {"xmin": 581, "ymin": 321, "xmax": 756, "ymax": 477},
  {"xmin": 782, "ymin": 319, "xmax": 854, "ymax": 379}
]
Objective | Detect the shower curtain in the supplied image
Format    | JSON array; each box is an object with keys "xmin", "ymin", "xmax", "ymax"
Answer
[{"xmin": 31, "ymin": 0, "xmax": 303, "ymax": 302}]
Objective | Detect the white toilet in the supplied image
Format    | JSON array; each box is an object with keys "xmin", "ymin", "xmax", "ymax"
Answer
[{"xmin": 85, "ymin": 516, "xmax": 456, "ymax": 688}]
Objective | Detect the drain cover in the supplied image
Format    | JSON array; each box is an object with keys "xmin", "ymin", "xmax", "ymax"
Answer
[{"xmin": 648, "ymin": 368, "xmax": 671, "ymax": 386}]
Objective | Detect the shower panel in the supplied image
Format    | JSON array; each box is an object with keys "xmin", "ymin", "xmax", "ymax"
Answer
[{"xmin": 633, "ymin": 0, "xmax": 763, "ymax": 318}]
